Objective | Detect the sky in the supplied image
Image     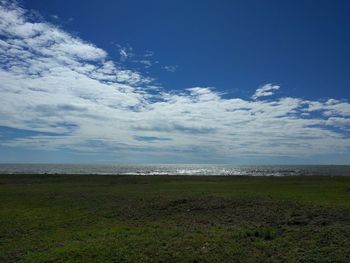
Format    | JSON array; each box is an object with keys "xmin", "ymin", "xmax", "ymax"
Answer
[{"xmin": 0, "ymin": 0, "xmax": 350, "ymax": 164}]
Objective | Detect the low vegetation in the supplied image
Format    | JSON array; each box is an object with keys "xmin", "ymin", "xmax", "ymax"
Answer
[{"xmin": 1, "ymin": 175, "xmax": 349, "ymax": 262}]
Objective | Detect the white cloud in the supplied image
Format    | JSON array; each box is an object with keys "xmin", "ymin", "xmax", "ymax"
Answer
[
  {"xmin": 0, "ymin": 1, "xmax": 349, "ymax": 162},
  {"xmin": 138, "ymin": 60, "xmax": 152, "ymax": 68},
  {"xmin": 326, "ymin": 117, "xmax": 350, "ymax": 128},
  {"xmin": 252, "ymin": 84, "xmax": 280, "ymax": 100},
  {"xmin": 117, "ymin": 46, "xmax": 156, "ymax": 68},
  {"xmin": 305, "ymin": 99, "xmax": 350, "ymax": 117},
  {"xmin": 163, "ymin": 65, "xmax": 177, "ymax": 72},
  {"xmin": 117, "ymin": 45, "xmax": 134, "ymax": 62},
  {"xmin": 144, "ymin": 50, "xmax": 154, "ymax": 57}
]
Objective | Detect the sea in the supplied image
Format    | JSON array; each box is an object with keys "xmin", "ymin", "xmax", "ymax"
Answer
[{"xmin": 0, "ymin": 164, "xmax": 349, "ymax": 176}]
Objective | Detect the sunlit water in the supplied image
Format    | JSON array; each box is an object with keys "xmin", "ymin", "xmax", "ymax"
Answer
[{"xmin": 0, "ymin": 164, "xmax": 349, "ymax": 176}]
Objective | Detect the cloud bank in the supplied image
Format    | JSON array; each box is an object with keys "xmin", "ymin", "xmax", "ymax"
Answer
[{"xmin": 0, "ymin": 1, "xmax": 350, "ymax": 162}]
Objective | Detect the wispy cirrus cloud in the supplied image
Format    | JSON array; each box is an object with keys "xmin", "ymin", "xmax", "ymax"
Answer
[
  {"xmin": 117, "ymin": 44, "xmax": 134, "ymax": 62},
  {"xmin": 0, "ymin": 0, "xmax": 349, "ymax": 162},
  {"xmin": 162, "ymin": 65, "xmax": 177, "ymax": 73},
  {"xmin": 117, "ymin": 44, "xmax": 156, "ymax": 69}
]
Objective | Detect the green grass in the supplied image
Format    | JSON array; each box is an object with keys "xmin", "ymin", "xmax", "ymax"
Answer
[{"xmin": 0, "ymin": 175, "xmax": 350, "ymax": 262}]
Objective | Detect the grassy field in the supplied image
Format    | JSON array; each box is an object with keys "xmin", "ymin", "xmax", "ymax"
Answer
[{"xmin": 0, "ymin": 175, "xmax": 350, "ymax": 262}]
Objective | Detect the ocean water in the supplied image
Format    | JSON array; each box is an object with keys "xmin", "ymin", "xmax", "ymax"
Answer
[{"xmin": 0, "ymin": 164, "xmax": 349, "ymax": 176}]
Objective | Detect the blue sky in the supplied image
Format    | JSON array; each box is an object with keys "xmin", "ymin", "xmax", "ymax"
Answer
[{"xmin": 0, "ymin": 0, "xmax": 350, "ymax": 164}]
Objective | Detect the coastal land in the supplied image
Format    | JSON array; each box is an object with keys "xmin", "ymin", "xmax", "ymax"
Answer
[{"xmin": 1, "ymin": 175, "xmax": 349, "ymax": 262}]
